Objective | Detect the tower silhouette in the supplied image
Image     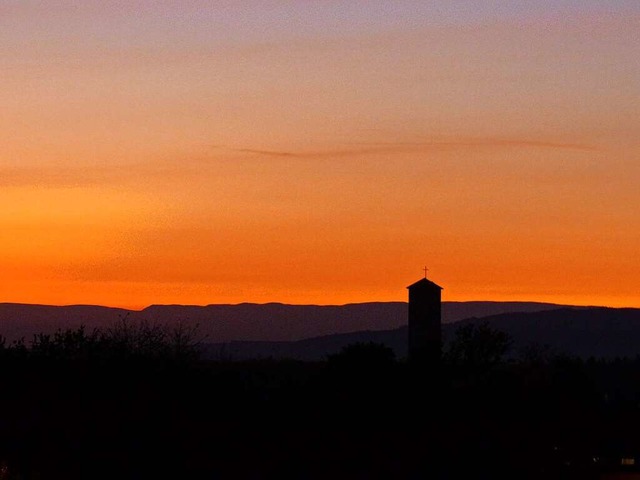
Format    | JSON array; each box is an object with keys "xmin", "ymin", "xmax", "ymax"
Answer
[{"xmin": 407, "ymin": 276, "xmax": 443, "ymax": 365}]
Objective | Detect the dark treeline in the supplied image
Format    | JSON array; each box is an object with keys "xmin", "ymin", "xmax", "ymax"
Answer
[{"xmin": 0, "ymin": 320, "xmax": 639, "ymax": 479}]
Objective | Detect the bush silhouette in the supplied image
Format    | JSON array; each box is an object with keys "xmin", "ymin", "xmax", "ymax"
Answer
[{"xmin": 5, "ymin": 317, "xmax": 201, "ymax": 363}]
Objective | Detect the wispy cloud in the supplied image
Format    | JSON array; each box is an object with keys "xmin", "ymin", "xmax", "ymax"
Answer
[
  {"xmin": 1, "ymin": 138, "xmax": 597, "ymax": 188},
  {"xmin": 355, "ymin": 139, "xmax": 599, "ymax": 152},
  {"xmin": 215, "ymin": 138, "xmax": 599, "ymax": 160},
  {"xmin": 230, "ymin": 147, "xmax": 393, "ymax": 159}
]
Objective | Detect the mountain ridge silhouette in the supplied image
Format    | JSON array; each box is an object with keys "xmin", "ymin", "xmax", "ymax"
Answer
[{"xmin": 0, "ymin": 300, "xmax": 573, "ymax": 343}]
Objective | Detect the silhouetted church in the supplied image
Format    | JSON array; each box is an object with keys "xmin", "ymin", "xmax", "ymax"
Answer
[{"xmin": 407, "ymin": 276, "xmax": 443, "ymax": 365}]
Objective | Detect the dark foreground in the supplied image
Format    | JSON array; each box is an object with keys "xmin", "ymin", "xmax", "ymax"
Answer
[{"xmin": 0, "ymin": 330, "xmax": 640, "ymax": 479}]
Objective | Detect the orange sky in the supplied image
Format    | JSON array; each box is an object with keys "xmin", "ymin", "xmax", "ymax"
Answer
[{"xmin": 1, "ymin": 2, "xmax": 639, "ymax": 308}]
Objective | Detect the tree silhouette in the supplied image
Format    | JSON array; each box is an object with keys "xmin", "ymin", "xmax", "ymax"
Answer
[{"xmin": 445, "ymin": 322, "xmax": 511, "ymax": 370}]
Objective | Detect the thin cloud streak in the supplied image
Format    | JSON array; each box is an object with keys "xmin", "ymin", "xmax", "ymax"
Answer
[
  {"xmin": 219, "ymin": 138, "xmax": 599, "ymax": 160},
  {"xmin": 1, "ymin": 138, "xmax": 597, "ymax": 188},
  {"xmin": 356, "ymin": 139, "xmax": 600, "ymax": 152}
]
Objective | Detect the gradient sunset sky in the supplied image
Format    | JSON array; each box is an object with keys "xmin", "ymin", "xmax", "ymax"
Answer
[{"xmin": 1, "ymin": 1, "xmax": 639, "ymax": 308}]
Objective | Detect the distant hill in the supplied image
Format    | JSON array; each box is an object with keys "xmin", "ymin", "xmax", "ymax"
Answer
[
  {"xmin": 0, "ymin": 304, "xmax": 130, "ymax": 343},
  {"xmin": 204, "ymin": 307, "xmax": 640, "ymax": 361},
  {"xmin": 3, "ymin": 302, "xmax": 639, "ymax": 359},
  {"xmin": 455, "ymin": 307, "xmax": 640, "ymax": 359},
  {"xmin": 0, "ymin": 301, "xmax": 569, "ymax": 343}
]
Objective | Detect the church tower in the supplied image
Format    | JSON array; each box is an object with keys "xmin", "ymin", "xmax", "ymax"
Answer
[{"xmin": 407, "ymin": 274, "xmax": 443, "ymax": 365}]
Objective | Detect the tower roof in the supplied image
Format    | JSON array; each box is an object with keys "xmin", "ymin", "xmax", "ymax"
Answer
[{"xmin": 407, "ymin": 278, "xmax": 443, "ymax": 290}]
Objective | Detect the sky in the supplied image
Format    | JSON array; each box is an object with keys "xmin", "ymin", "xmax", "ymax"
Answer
[{"xmin": 1, "ymin": 1, "xmax": 639, "ymax": 308}]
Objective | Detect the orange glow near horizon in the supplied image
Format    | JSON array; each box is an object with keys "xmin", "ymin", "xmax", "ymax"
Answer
[{"xmin": 1, "ymin": 3, "xmax": 639, "ymax": 309}]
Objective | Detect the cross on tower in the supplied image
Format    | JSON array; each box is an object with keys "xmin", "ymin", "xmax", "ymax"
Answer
[{"xmin": 423, "ymin": 266, "xmax": 429, "ymax": 279}]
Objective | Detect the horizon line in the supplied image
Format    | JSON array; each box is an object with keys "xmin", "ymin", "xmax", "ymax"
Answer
[{"xmin": 0, "ymin": 299, "xmax": 629, "ymax": 312}]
